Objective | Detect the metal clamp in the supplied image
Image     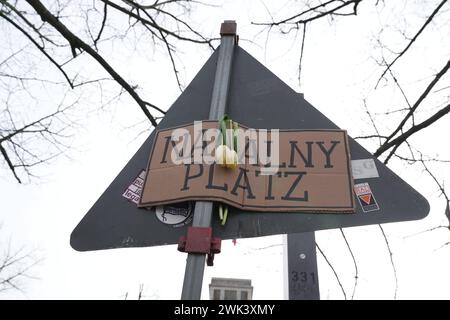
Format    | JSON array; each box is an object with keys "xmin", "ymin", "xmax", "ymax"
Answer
[
  {"xmin": 220, "ymin": 20, "xmax": 239, "ymax": 44},
  {"xmin": 178, "ymin": 226, "xmax": 221, "ymax": 266}
]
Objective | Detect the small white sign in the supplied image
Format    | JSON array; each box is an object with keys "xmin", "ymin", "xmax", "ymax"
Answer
[
  {"xmin": 122, "ymin": 170, "xmax": 146, "ymax": 204},
  {"xmin": 351, "ymin": 159, "xmax": 379, "ymax": 179}
]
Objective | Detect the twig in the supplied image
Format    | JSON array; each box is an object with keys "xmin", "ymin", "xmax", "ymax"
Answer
[
  {"xmin": 316, "ymin": 242, "xmax": 347, "ymax": 300},
  {"xmin": 0, "ymin": 11, "xmax": 74, "ymax": 89},
  {"xmin": 404, "ymin": 225, "xmax": 448, "ymax": 239},
  {"xmin": 378, "ymin": 225, "xmax": 398, "ymax": 299},
  {"xmin": 253, "ymin": 0, "xmax": 363, "ymax": 27},
  {"xmin": 374, "ymin": 103, "xmax": 450, "ymax": 157},
  {"xmin": 374, "ymin": 58, "xmax": 450, "ymax": 157},
  {"xmin": 376, "ymin": 0, "xmax": 449, "ymax": 87},
  {"xmin": 93, "ymin": 2, "xmax": 108, "ymax": 49},
  {"xmin": 25, "ymin": 0, "xmax": 159, "ymax": 126},
  {"xmin": 298, "ymin": 24, "xmax": 306, "ymax": 90},
  {"xmin": 339, "ymin": 229, "xmax": 358, "ymax": 300}
]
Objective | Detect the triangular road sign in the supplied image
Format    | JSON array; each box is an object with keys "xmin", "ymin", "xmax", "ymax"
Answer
[{"xmin": 71, "ymin": 46, "xmax": 429, "ymax": 252}]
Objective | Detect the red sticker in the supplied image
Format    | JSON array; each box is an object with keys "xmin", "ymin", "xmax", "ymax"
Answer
[{"xmin": 354, "ymin": 182, "xmax": 379, "ymax": 213}]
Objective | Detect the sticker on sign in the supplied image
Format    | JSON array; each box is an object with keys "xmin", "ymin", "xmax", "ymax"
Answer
[
  {"xmin": 122, "ymin": 170, "xmax": 146, "ymax": 204},
  {"xmin": 354, "ymin": 182, "xmax": 380, "ymax": 213},
  {"xmin": 351, "ymin": 159, "xmax": 379, "ymax": 179}
]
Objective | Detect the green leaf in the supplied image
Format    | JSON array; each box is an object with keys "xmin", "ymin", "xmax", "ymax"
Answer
[
  {"xmin": 233, "ymin": 121, "xmax": 238, "ymax": 153},
  {"xmin": 221, "ymin": 205, "xmax": 228, "ymax": 225},
  {"xmin": 219, "ymin": 118, "xmax": 227, "ymax": 145}
]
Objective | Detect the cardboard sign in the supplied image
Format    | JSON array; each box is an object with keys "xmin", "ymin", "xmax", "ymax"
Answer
[{"xmin": 139, "ymin": 121, "xmax": 355, "ymax": 213}]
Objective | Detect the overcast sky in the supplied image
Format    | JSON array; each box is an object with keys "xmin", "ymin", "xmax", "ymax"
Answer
[{"xmin": 1, "ymin": 0, "xmax": 450, "ymax": 300}]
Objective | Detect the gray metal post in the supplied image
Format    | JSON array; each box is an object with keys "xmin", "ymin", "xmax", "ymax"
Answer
[
  {"xmin": 283, "ymin": 93, "xmax": 320, "ymax": 300},
  {"xmin": 181, "ymin": 21, "xmax": 237, "ymax": 300},
  {"xmin": 286, "ymin": 232, "xmax": 320, "ymax": 300}
]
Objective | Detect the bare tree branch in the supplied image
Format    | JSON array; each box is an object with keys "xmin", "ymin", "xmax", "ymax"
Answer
[
  {"xmin": 252, "ymin": 0, "xmax": 363, "ymax": 27},
  {"xmin": 374, "ymin": 58, "xmax": 450, "ymax": 157},
  {"xmin": 316, "ymin": 242, "xmax": 347, "ymax": 300},
  {"xmin": 0, "ymin": 142, "xmax": 21, "ymax": 183},
  {"xmin": 377, "ymin": 224, "xmax": 398, "ymax": 299},
  {"xmin": 339, "ymin": 229, "xmax": 358, "ymax": 300},
  {"xmin": 0, "ymin": 11, "xmax": 74, "ymax": 89},
  {"xmin": 0, "ymin": 226, "xmax": 41, "ymax": 293},
  {"xmin": 376, "ymin": 0, "xmax": 449, "ymax": 87},
  {"xmin": 298, "ymin": 23, "xmax": 306, "ymax": 89},
  {"xmin": 93, "ymin": 2, "xmax": 108, "ymax": 49},
  {"xmin": 25, "ymin": 0, "xmax": 160, "ymax": 126},
  {"xmin": 374, "ymin": 103, "xmax": 450, "ymax": 158},
  {"xmin": 99, "ymin": 0, "xmax": 213, "ymax": 45},
  {"xmin": 0, "ymin": 0, "xmax": 213, "ymax": 182},
  {"xmin": 249, "ymin": 0, "xmax": 450, "ymax": 300},
  {"xmin": 404, "ymin": 225, "xmax": 449, "ymax": 239},
  {"xmin": 0, "ymin": 93, "xmax": 77, "ymax": 182}
]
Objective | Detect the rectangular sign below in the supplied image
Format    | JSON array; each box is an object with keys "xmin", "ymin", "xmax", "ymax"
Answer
[{"xmin": 138, "ymin": 121, "xmax": 355, "ymax": 213}]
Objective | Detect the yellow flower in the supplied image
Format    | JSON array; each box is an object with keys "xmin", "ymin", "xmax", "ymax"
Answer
[{"xmin": 215, "ymin": 145, "xmax": 237, "ymax": 169}]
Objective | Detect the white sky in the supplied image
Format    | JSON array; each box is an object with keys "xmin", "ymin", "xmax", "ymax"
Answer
[{"xmin": 1, "ymin": 0, "xmax": 450, "ymax": 300}]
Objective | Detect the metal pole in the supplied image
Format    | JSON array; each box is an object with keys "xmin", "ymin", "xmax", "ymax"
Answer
[
  {"xmin": 285, "ymin": 232, "xmax": 320, "ymax": 300},
  {"xmin": 181, "ymin": 21, "xmax": 237, "ymax": 300},
  {"xmin": 284, "ymin": 93, "xmax": 320, "ymax": 300},
  {"xmin": 283, "ymin": 93, "xmax": 320, "ymax": 300}
]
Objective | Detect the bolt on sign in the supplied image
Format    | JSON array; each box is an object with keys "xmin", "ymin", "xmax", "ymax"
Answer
[{"xmin": 139, "ymin": 121, "xmax": 355, "ymax": 213}]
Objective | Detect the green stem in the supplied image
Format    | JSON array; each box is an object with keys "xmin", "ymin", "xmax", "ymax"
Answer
[
  {"xmin": 233, "ymin": 121, "xmax": 238, "ymax": 153},
  {"xmin": 221, "ymin": 205, "xmax": 228, "ymax": 225},
  {"xmin": 219, "ymin": 115, "xmax": 228, "ymax": 145}
]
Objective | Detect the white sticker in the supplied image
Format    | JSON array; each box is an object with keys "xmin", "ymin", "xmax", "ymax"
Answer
[
  {"xmin": 351, "ymin": 159, "xmax": 379, "ymax": 179},
  {"xmin": 122, "ymin": 170, "xmax": 145, "ymax": 204},
  {"xmin": 155, "ymin": 202, "xmax": 193, "ymax": 227}
]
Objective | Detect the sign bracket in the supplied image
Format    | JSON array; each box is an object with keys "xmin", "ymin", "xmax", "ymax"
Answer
[{"xmin": 177, "ymin": 226, "xmax": 221, "ymax": 266}]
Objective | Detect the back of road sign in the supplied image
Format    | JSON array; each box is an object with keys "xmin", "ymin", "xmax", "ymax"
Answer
[{"xmin": 71, "ymin": 46, "xmax": 429, "ymax": 251}]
